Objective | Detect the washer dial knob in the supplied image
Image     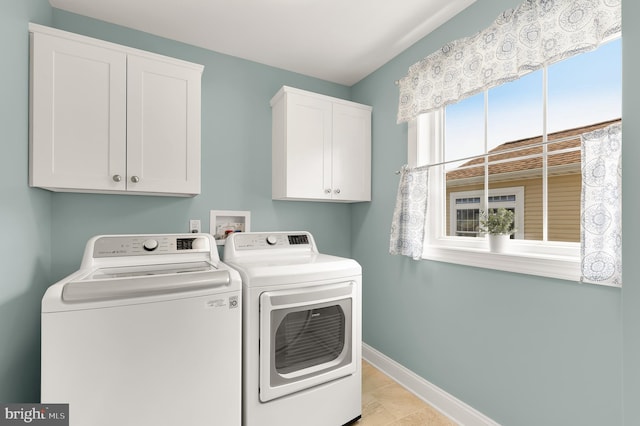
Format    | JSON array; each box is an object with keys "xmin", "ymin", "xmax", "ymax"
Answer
[
  {"xmin": 266, "ymin": 235, "xmax": 278, "ymax": 246},
  {"xmin": 142, "ymin": 239, "xmax": 159, "ymax": 251}
]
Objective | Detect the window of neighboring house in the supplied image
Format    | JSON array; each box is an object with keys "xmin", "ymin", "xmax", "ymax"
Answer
[
  {"xmin": 449, "ymin": 187, "xmax": 524, "ymax": 239},
  {"xmin": 411, "ymin": 37, "xmax": 622, "ymax": 281}
]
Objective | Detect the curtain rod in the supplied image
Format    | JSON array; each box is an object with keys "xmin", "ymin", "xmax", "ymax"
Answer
[{"xmin": 394, "ymin": 131, "xmax": 585, "ymax": 174}]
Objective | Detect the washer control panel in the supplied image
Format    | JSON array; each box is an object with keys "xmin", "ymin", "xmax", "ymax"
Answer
[{"xmin": 92, "ymin": 234, "xmax": 211, "ymax": 258}]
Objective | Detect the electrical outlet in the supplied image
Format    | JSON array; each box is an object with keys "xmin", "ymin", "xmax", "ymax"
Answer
[{"xmin": 189, "ymin": 219, "xmax": 201, "ymax": 233}]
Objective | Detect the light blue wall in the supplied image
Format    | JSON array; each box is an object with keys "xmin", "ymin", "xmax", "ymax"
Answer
[
  {"xmin": 621, "ymin": 1, "xmax": 640, "ymax": 425},
  {"xmin": 0, "ymin": 0, "xmax": 53, "ymax": 402},
  {"xmin": 2, "ymin": 0, "xmax": 639, "ymax": 424},
  {"xmin": 351, "ymin": 0, "xmax": 630, "ymax": 425}
]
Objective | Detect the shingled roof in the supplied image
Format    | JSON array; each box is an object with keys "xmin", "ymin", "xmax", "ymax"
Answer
[{"xmin": 446, "ymin": 118, "xmax": 621, "ymax": 181}]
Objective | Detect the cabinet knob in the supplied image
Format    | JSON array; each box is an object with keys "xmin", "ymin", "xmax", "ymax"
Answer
[
  {"xmin": 325, "ymin": 189, "xmax": 331, "ymax": 194},
  {"xmin": 112, "ymin": 174, "xmax": 122, "ymax": 182},
  {"xmin": 130, "ymin": 176, "xmax": 140, "ymax": 183},
  {"xmin": 334, "ymin": 189, "xmax": 341, "ymax": 194}
]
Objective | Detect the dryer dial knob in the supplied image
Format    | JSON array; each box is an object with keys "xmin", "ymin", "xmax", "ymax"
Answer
[
  {"xmin": 266, "ymin": 235, "xmax": 278, "ymax": 246},
  {"xmin": 142, "ymin": 239, "xmax": 159, "ymax": 251}
]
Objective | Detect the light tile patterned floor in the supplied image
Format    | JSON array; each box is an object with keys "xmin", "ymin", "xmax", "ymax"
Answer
[{"xmin": 357, "ymin": 360, "xmax": 458, "ymax": 426}]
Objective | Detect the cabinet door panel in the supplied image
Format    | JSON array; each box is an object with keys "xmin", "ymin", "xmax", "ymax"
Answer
[
  {"xmin": 30, "ymin": 33, "xmax": 127, "ymax": 191},
  {"xmin": 332, "ymin": 104, "xmax": 371, "ymax": 201},
  {"xmin": 285, "ymin": 93, "xmax": 332, "ymax": 199},
  {"xmin": 271, "ymin": 86, "xmax": 371, "ymax": 202},
  {"xmin": 126, "ymin": 56, "xmax": 201, "ymax": 195}
]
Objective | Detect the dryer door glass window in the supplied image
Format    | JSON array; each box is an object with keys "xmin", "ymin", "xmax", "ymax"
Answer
[
  {"xmin": 259, "ymin": 282, "xmax": 357, "ymax": 402},
  {"xmin": 275, "ymin": 304, "xmax": 346, "ymax": 374}
]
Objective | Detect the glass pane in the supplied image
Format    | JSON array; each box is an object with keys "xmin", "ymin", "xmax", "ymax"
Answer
[
  {"xmin": 547, "ymin": 38, "xmax": 621, "ymax": 242},
  {"xmin": 548, "ymin": 38, "xmax": 622, "ymax": 133},
  {"xmin": 446, "ymin": 165, "xmax": 484, "ymax": 237},
  {"xmin": 275, "ymin": 305, "xmax": 345, "ymax": 374},
  {"xmin": 488, "ymin": 70, "xmax": 543, "ymax": 152},
  {"xmin": 488, "ymin": 144, "xmax": 542, "ymax": 241},
  {"xmin": 455, "ymin": 208, "xmax": 481, "ymax": 237},
  {"xmin": 546, "ymin": 136, "xmax": 581, "ymax": 242},
  {"xmin": 444, "ymin": 92, "xmax": 485, "ymax": 168},
  {"xmin": 546, "ymin": 130, "xmax": 581, "ymax": 242}
]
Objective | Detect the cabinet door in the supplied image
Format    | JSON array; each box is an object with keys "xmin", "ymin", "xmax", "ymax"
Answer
[
  {"xmin": 284, "ymin": 93, "xmax": 333, "ymax": 200},
  {"xmin": 30, "ymin": 32, "xmax": 127, "ymax": 191},
  {"xmin": 331, "ymin": 104, "xmax": 371, "ymax": 202},
  {"xmin": 126, "ymin": 55, "xmax": 201, "ymax": 195}
]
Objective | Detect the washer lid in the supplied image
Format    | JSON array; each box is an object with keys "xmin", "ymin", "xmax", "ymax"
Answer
[
  {"xmin": 62, "ymin": 262, "xmax": 231, "ymax": 303},
  {"xmin": 86, "ymin": 261, "xmax": 215, "ymax": 279}
]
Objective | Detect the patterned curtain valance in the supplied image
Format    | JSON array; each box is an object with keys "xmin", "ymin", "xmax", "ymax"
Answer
[{"xmin": 396, "ymin": 0, "xmax": 621, "ymax": 124}]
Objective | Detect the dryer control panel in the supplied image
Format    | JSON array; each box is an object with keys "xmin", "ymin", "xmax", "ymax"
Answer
[{"xmin": 224, "ymin": 232, "xmax": 317, "ymax": 256}]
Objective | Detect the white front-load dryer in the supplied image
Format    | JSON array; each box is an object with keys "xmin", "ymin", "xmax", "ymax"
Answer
[
  {"xmin": 223, "ymin": 231, "xmax": 362, "ymax": 426},
  {"xmin": 41, "ymin": 233, "xmax": 242, "ymax": 426}
]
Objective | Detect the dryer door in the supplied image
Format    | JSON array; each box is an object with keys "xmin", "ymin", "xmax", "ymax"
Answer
[{"xmin": 259, "ymin": 281, "xmax": 356, "ymax": 402}]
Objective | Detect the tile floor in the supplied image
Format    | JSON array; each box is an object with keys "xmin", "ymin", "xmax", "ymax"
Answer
[{"xmin": 357, "ymin": 360, "xmax": 457, "ymax": 426}]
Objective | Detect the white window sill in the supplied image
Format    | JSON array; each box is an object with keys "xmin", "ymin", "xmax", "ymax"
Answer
[{"xmin": 422, "ymin": 239, "xmax": 584, "ymax": 283}]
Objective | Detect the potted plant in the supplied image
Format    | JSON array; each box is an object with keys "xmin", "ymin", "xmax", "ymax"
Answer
[{"xmin": 479, "ymin": 207, "xmax": 515, "ymax": 253}]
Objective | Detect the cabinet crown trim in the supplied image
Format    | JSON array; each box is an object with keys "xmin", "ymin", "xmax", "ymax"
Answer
[
  {"xmin": 270, "ymin": 85, "xmax": 372, "ymax": 111},
  {"xmin": 28, "ymin": 23, "xmax": 204, "ymax": 73}
]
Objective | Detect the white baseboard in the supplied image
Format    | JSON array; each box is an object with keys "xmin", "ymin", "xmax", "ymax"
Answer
[{"xmin": 362, "ymin": 343, "xmax": 500, "ymax": 426}]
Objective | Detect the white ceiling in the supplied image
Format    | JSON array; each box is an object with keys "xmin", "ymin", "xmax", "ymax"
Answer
[{"xmin": 48, "ymin": 0, "xmax": 475, "ymax": 86}]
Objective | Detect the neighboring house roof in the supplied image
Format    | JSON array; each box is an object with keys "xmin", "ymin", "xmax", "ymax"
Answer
[{"xmin": 446, "ymin": 118, "xmax": 621, "ymax": 182}]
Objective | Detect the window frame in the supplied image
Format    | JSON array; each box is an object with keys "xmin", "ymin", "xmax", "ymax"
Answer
[{"xmin": 409, "ymin": 113, "xmax": 582, "ymax": 282}]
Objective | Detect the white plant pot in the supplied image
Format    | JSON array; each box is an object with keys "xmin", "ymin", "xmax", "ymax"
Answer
[{"xmin": 488, "ymin": 234, "xmax": 510, "ymax": 253}]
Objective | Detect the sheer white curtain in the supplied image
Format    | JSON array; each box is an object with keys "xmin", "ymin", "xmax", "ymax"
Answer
[
  {"xmin": 396, "ymin": 0, "xmax": 621, "ymax": 123},
  {"xmin": 389, "ymin": 166, "xmax": 429, "ymax": 260},
  {"xmin": 581, "ymin": 123, "xmax": 622, "ymax": 285}
]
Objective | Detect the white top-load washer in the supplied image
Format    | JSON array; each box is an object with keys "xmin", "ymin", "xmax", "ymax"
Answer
[
  {"xmin": 41, "ymin": 233, "xmax": 241, "ymax": 426},
  {"xmin": 223, "ymin": 231, "xmax": 362, "ymax": 426}
]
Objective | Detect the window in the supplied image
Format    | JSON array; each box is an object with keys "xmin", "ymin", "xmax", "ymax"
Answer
[
  {"xmin": 449, "ymin": 187, "xmax": 524, "ymax": 239},
  {"xmin": 411, "ymin": 37, "xmax": 622, "ymax": 281}
]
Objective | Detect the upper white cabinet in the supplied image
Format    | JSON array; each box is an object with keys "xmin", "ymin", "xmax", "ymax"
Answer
[
  {"xmin": 28, "ymin": 24, "xmax": 203, "ymax": 196},
  {"xmin": 271, "ymin": 86, "xmax": 372, "ymax": 202}
]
